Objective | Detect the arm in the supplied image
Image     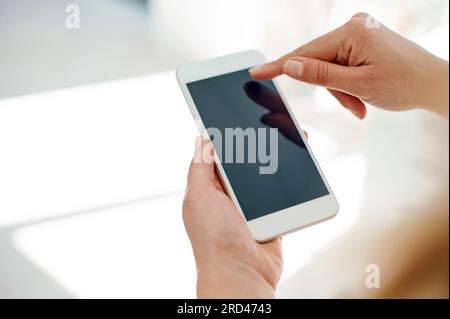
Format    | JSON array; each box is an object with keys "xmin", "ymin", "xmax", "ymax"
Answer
[{"xmin": 420, "ymin": 57, "xmax": 449, "ymax": 118}]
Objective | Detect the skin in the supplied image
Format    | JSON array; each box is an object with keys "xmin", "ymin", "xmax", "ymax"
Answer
[
  {"xmin": 251, "ymin": 12, "xmax": 449, "ymax": 119},
  {"xmin": 184, "ymin": 137, "xmax": 283, "ymax": 298},
  {"xmin": 182, "ymin": 13, "xmax": 449, "ymax": 298}
]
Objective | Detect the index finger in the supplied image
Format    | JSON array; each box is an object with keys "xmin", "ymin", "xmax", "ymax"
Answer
[{"xmin": 250, "ymin": 25, "xmax": 347, "ymax": 80}]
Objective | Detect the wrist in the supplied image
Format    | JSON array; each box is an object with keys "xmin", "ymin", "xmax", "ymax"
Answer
[
  {"xmin": 196, "ymin": 259, "xmax": 276, "ymax": 299},
  {"xmin": 419, "ymin": 56, "xmax": 449, "ymax": 118}
]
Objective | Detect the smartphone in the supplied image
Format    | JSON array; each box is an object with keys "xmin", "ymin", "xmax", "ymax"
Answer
[{"xmin": 176, "ymin": 50, "xmax": 338, "ymax": 242}]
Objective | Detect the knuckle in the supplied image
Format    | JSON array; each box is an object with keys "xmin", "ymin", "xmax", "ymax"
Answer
[
  {"xmin": 181, "ymin": 202, "xmax": 189, "ymax": 219},
  {"xmin": 345, "ymin": 16, "xmax": 369, "ymax": 35},
  {"xmin": 181, "ymin": 201, "xmax": 190, "ymax": 223},
  {"xmin": 182, "ymin": 186, "xmax": 196, "ymax": 209},
  {"xmin": 182, "ymin": 194, "xmax": 192, "ymax": 215},
  {"xmin": 314, "ymin": 61, "xmax": 330, "ymax": 85},
  {"xmin": 293, "ymin": 45, "xmax": 306, "ymax": 57},
  {"xmin": 351, "ymin": 11, "xmax": 369, "ymax": 19}
]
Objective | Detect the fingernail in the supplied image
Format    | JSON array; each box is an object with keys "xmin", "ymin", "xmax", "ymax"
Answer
[
  {"xmin": 249, "ymin": 64, "xmax": 263, "ymax": 73},
  {"xmin": 284, "ymin": 60, "xmax": 304, "ymax": 78}
]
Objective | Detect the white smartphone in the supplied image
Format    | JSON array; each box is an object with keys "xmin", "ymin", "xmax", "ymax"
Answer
[{"xmin": 176, "ymin": 50, "xmax": 338, "ymax": 242}]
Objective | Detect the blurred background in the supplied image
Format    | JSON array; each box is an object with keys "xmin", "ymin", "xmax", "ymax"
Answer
[{"xmin": 0, "ymin": 0, "xmax": 448, "ymax": 298}]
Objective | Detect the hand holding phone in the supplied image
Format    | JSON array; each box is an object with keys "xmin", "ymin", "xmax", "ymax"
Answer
[
  {"xmin": 184, "ymin": 137, "xmax": 284, "ymax": 298},
  {"xmin": 177, "ymin": 50, "xmax": 338, "ymax": 242}
]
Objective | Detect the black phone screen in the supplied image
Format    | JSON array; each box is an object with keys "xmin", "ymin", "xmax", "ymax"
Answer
[{"xmin": 186, "ymin": 69, "xmax": 329, "ymax": 221}]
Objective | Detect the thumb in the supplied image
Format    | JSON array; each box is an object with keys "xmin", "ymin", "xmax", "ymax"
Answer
[
  {"xmin": 187, "ymin": 137, "xmax": 216, "ymax": 187},
  {"xmin": 283, "ymin": 57, "xmax": 363, "ymax": 96}
]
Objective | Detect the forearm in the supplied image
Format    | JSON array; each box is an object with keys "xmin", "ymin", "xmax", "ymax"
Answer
[{"xmin": 197, "ymin": 261, "xmax": 276, "ymax": 299}]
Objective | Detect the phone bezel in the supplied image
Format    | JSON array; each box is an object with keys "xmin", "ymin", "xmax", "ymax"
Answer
[{"xmin": 176, "ymin": 50, "xmax": 339, "ymax": 242}]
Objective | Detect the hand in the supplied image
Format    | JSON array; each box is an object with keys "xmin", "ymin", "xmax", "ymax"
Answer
[
  {"xmin": 251, "ymin": 12, "xmax": 449, "ymax": 119},
  {"xmin": 182, "ymin": 138, "xmax": 283, "ymax": 298}
]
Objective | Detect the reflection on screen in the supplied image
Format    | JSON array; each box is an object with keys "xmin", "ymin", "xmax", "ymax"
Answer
[{"xmin": 187, "ymin": 69, "xmax": 329, "ymax": 221}]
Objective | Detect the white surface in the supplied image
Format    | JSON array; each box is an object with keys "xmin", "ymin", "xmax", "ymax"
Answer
[
  {"xmin": 13, "ymin": 193, "xmax": 196, "ymax": 298},
  {"xmin": 0, "ymin": 73, "xmax": 196, "ymax": 227}
]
